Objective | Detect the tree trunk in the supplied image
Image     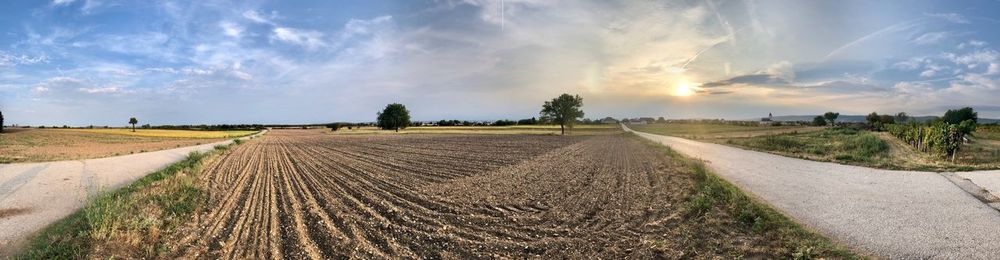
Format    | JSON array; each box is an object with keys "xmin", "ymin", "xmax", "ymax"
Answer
[
  {"xmin": 132, "ymin": 124, "xmax": 135, "ymax": 132},
  {"xmin": 560, "ymin": 124, "xmax": 565, "ymax": 135},
  {"xmin": 395, "ymin": 127, "xmax": 399, "ymax": 133}
]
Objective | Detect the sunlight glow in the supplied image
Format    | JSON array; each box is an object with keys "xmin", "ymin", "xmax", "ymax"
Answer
[{"xmin": 672, "ymin": 81, "xmax": 695, "ymax": 97}]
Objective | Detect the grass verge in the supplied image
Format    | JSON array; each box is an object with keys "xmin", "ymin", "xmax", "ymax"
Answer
[
  {"xmin": 630, "ymin": 132, "xmax": 861, "ymax": 259},
  {"xmin": 15, "ymin": 143, "xmax": 237, "ymax": 259},
  {"xmin": 726, "ymin": 127, "xmax": 892, "ymax": 168}
]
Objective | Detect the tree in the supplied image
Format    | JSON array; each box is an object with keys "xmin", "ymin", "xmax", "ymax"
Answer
[
  {"xmin": 376, "ymin": 103, "xmax": 411, "ymax": 132},
  {"xmin": 942, "ymin": 107, "xmax": 977, "ymax": 125},
  {"xmin": 812, "ymin": 116, "xmax": 827, "ymax": 126},
  {"xmin": 540, "ymin": 94, "xmax": 584, "ymax": 135},
  {"xmin": 128, "ymin": 117, "xmax": 138, "ymax": 132},
  {"xmin": 0, "ymin": 108, "xmax": 4, "ymax": 133},
  {"xmin": 895, "ymin": 112, "xmax": 909, "ymax": 123},
  {"xmin": 866, "ymin": 112, "xmax": 880, "ymax": 126},
  {"xmin": 823, "ymin": 112, "xmax": 840, "ymax": 126},
  {"xmin": 656, "ymin": 117, "xmax": 667, "ymax": 124}
]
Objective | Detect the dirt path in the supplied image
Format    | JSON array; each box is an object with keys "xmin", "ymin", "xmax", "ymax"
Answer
[
  {"xmin": 626, "ymin": 125, "xmax": 1000, "ymax": 258},
  {"xmin": 0, "ymin": 130, "xmax": 265, "ymax": 256}
]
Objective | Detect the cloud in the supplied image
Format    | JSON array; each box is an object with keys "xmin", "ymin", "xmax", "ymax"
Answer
[
  {"xmin": 51, "ymin": 0, "xmax": 76, "ymax": 6},
  {"xmin": 701, "ymin": 74, "xmax": 789, "ymax": 88},
  {"xmin": 765, "ymin": 61, "xmax": 795, "ymax": 82},
  {"xmin": 271, "ymin": 27, "xmax": 326, "ymax": 49},
  {"xmin": 926, "ymin": 12, "xmax": 970, "ymax": 24},
  {"xmin": 242, "ymin": 10, "xmax": 274, "ymax": 24},
  {"xmin": 912, "ymin": 32, "xmax": 949, "ymax": 45},
  {"xmin": 219, "ymin": 21, "xmax": 244, "ymax": 38},
  {"xmin": 946, "ymin": 49, "xmax": 999, "ymax": 68},
  {"xmin": 0, "ymin": 52, "xmax": 49, "ymax": 68}
]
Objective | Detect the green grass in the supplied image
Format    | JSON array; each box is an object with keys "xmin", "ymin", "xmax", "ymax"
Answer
[
  {"xmin": 16, "ymin": 143, "xmax": 235, "ymax": 259},
  {"xmin": 629, "ymin": 123, "xmax": 818, "ymax": 139},
  {"xmin": 632, "ymin": 133, "xmax": 860, "ymax": 259},
  {"xmin": 726, "ymin": 127, "xmax": 893, "ymax": 168}
]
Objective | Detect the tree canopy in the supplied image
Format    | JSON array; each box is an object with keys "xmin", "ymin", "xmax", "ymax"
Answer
[
  {"xmin": 942, "ymin": 107, "xmax": 977, "ymax": 125},
  {"xmin": 812, "ymin": 116, "xmax": 827, "ymax": 126},
  {"xmin": 128, "ymin": 117, "xmax": 138, "ymax": 132},
  {"xmin": 540, "ymin": 94, "xmax": 584, "ymax": 135},
  {"xmin": 377, "ymin": 103, "xmax": 411, "ymax": 132},
  {"xmin": 823, "ymin": 112, "xmax": 839, "ymax": 126}
]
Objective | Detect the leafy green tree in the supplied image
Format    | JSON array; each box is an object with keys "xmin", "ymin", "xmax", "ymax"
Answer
[
  {"xmin": 656, "ymin": 117, "xmax": 667, "ymax": 124},
  {"xmin": 942, "ymin": 107, "xmax": 977, "ymax": 125},
  {"xmin": 823, "ymin": 112, "xmax": 840, "ymax": 126},
  {"xmin": 866, "ymin": 112, "xmax": 880, "ymax": 125},
  {"xmin": 895, "ymin": 112, "xmax": 909, "ymax": 123},
  {"xmin": 129, "ymin": 117, "xmax": 138, "ymax": 132},
  {"xmin": 377, "ymin": 103, "xmax": 411, "ymax": 132},
  {"xmin": 812, "ymin": 116, "xmax": 827, "ymax": 126},
  {"xmin": 540, "ymin": 94, "xmax": 584, "ymax": 135}
]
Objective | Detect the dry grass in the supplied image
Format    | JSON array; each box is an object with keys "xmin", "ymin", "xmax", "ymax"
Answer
[
  {"xmin": 65, "ymin": 129, "xmax": 257, "ymax": 139},
  {"xmin": 0, "ymin": 129, "xmax": 225, "ymax": 163}
]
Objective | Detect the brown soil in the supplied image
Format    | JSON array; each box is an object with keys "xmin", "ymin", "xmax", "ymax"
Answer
[
  {"xmin": 0, "ymin": 129, "xmax": 222, "ymax": 163},
  {"xmin": 164, "ymin": 129, "xmax": 806, "ymax": 258}
]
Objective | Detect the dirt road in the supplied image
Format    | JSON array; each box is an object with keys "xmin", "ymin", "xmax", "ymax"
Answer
[
  {"xmin": 625, "ymin": 125, "xmax": 1000, "ymax": 258},
  {"xmin": 0, "ymin": 131, "xmax": 264, "ymax": 256}
]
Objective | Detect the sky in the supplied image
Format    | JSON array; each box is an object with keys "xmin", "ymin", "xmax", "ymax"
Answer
[{"xmin": 1, "ymin": 0, "xmax": 1000, "ymax": 126}]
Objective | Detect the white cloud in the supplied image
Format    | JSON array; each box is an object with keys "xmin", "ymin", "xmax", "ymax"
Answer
[
  {"xmin": 78, "ymin": 86, "xmax": 121, "ymax": 94},
  {"xmin": 912, "ymin": 32, "xmax": 948, "ymax": 45},
  {"xmin": 51, "ymin": 0, "xmax": 76, "ymax": 6},
  {"xmin": 765, "ymin": 61, "xmax": 795, "ymax": 82},
  {"xmin": 946, "ymin": 49, "xmax": 999, "ymax": 69},
  {"xmin": 893, "ymin": 58, "xmax": 925, "ymax": 71},
  {"xmin": 0, "ymin": 52, "xmax": 49, "ymax": 68},
  {"xmin": 271, "ymin": 27, "xmax": 326, "ymax": 49},
  {"xmin": 926, "ymin": 12, "xmax": 969, "ymax": 24},
  {"xmin": 219, "ymin": 21, "xmax": 244, "ymax": 38},
  {"xmin": 242, "ymin": 10, "xmax": 274, "ymax": 25}
]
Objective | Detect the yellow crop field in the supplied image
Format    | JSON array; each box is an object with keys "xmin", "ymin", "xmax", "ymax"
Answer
[{"xmin": 65, "ymin": 129, "xmax": 258, "ymax": 139}]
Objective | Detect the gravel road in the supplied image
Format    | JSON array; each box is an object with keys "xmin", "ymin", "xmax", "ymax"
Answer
[
  {"xmin": 626, "ymin": 125, "xmax": 1000, "ymax": 258},
  {"xmin": 0, "ymin": 130, "xmax": 265, "ymax": 257}
]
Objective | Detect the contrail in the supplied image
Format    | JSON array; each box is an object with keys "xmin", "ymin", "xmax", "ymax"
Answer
[{"xmin": 823, "ymin": 17, "xmax": 927, "ymax": 61}]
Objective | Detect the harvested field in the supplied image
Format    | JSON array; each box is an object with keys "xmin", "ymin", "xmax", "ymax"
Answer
[
  {"xmin": 166, "ymin": 129, "xmax": 844, "ymax": 258},
  {"xmin": 0, "ymin": 128, "xmax": 227, "ymax": 163}
]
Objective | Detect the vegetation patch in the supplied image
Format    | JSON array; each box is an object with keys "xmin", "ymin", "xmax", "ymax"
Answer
[
  {"xmin": 635, "ymin": 134, "xmax": 860, "ymax": 259},
  {"xmin": 16, "ymin": 143, "xmax": 235, "ymax": 259},
  {"xmin": 727, "ymin": 127, "xmax": 892, "ymax": 168}
]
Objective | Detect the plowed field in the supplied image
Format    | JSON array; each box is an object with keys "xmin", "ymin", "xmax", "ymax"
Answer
[{"xmin": 166, "ymin": 129, "xmax": 732, "ymax": 258}]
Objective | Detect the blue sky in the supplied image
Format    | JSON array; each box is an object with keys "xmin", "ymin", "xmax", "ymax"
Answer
[{"xmin": 1, "ymin": 0, "xmax": 1000, "ymax": 126}]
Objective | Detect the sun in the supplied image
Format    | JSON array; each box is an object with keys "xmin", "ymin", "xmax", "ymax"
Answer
[{"xmin": 672, "ymin": 81, "xmax": 695, "ymax": 97}]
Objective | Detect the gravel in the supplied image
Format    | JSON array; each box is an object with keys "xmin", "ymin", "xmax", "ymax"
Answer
[{"xmin": 626, "ymin": 125, "xmax": 1000, "ymax": 258}]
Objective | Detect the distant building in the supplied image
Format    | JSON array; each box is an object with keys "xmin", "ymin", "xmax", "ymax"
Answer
[
  {"xmin": 627, "ymin": 118, "xmax": 647, "ymax": 125},
  {"xmin": 760, "ymin": 113, "xmax": 774, "ymax": 125}
]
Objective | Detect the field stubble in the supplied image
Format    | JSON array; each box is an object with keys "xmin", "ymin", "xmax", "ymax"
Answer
[{"xmin": 165, "ymin": 129, "xmax": 844, "ymax": 258}]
